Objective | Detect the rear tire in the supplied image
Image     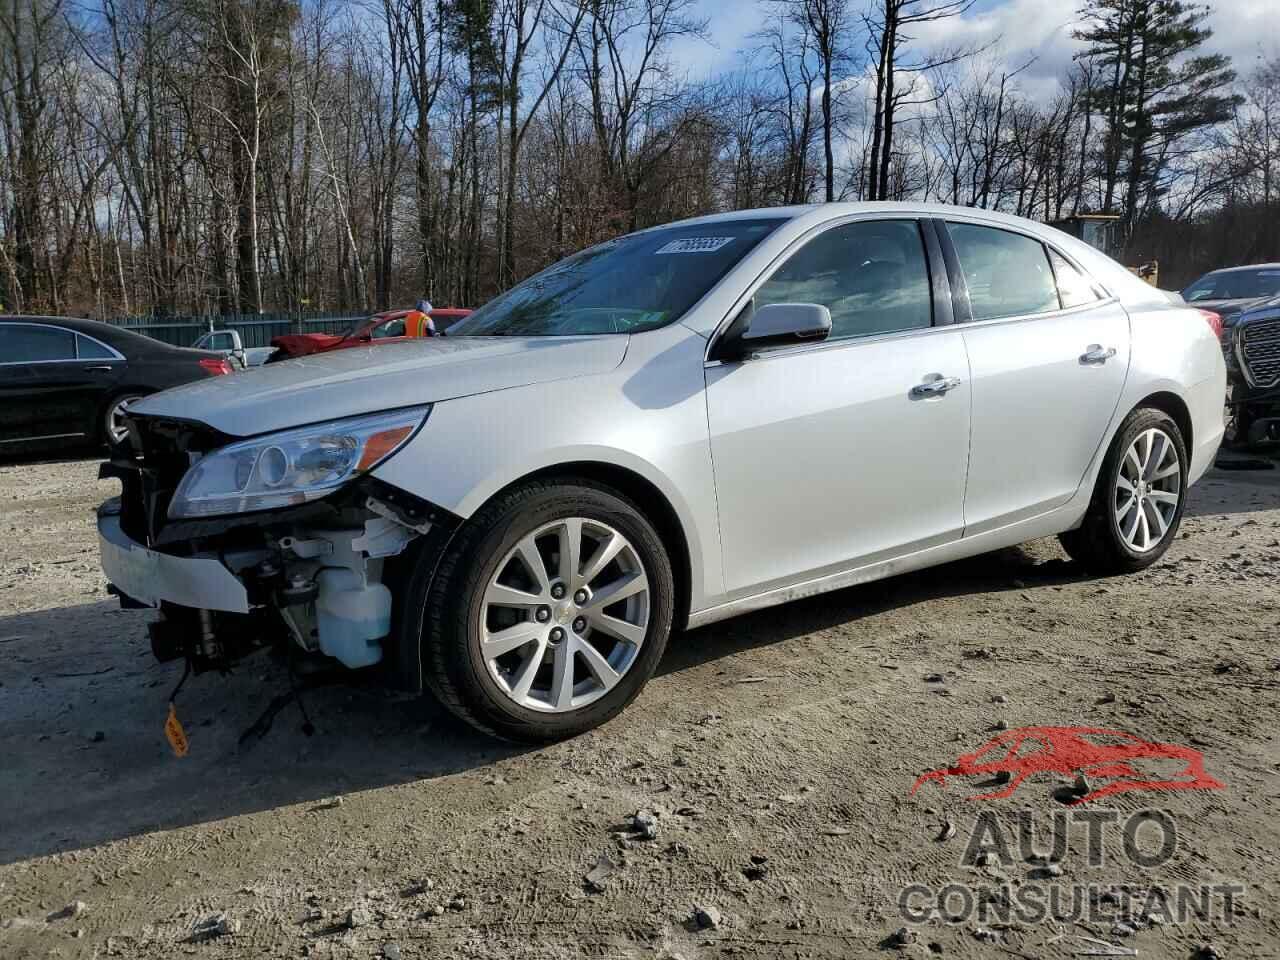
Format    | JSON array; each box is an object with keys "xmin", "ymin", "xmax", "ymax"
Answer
[
  {"xmin": 421, "ymin": 479, "xmax": 674, "ymax": 742},
  {"xmin": 1059, "ymin": 407, "xmax": 1188, "ymax": 575},
  {"xmin": 100, "ymin": 393, "xmax": 145, "ymax": 450}
]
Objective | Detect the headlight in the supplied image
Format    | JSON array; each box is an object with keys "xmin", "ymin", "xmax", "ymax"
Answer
[{"xmin": 168, "ymin": 406, "xmax": 430, "ymax": 518}]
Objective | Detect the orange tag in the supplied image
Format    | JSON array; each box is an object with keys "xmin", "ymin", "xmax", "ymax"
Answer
[{"xmin": 165, "ymin": 702, "xmax": 189, "ymax": 758}]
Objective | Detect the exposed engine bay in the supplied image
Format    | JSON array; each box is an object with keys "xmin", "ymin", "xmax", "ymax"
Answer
[{"xmin": 98, "ymin": 414, "xmax": 453, "ymax": 678}]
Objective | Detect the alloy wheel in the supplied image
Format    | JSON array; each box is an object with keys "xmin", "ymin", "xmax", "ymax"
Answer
[
  {"xmin": 480, "ymin": 518, "xmax": 650, "ymax": 713},
  {"xmin": 107, "ymin": 396, "xmax": 140, "ymax": 445},
  {"xmin": 1114, "ymin": 427, "xmax": 1181, "ymax": 553}
]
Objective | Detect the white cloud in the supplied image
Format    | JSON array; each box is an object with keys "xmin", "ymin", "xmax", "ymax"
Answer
[{"xmin": 671, "ymin": 0, "xmax": 1279, "ymax": 99}]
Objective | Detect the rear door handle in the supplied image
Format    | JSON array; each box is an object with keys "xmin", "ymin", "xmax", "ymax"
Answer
[
  {"xmin": 85, "ymin": 365, "xmax": 114, "ymax": 372},
  {"xmin": 1080, "ymin": 345, "xmax": 1116, "ymax": 365},
  {"xmin": 911, "ymin": 375, "xmax": 962, "ymax": 398}
]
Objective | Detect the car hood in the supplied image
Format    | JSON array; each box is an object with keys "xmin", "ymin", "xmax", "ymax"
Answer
[
  {"xmin": 1191, "ymin": 297, "xmax": 1277, "ymax": 323},
  {"xmin": 130, "ymin": 335, "xmax": 629, "ymax": 437}
]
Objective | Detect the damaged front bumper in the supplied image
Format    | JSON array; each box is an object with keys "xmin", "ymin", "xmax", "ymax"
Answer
[
  {"xmin": 97, "ymin": 414, "xmax": 455, "ymax": 675},
  {"xmin": 99, "ymin": 499, "xmax": 252, "ymax": 613}
]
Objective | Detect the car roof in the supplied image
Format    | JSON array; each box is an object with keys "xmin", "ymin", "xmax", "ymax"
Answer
[
  {"xmin": 660, "ymin": 200, "xmax": 1083, "ymax": 232},
  {"xmin": 1, "ymin": 314, "xmax": 121, "ymax": 335},
  {"xmin": 0, "ymin": 314, "xmax": 179, "ymax": 354},
  {"xmin": 1200, "ymin": 263, "xmax": 1280, "ymax": 276}
]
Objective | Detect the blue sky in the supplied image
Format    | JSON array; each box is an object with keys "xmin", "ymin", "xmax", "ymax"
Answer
[{"xmin": 667, "ymin": 0, "xmax": 1278, "ymax": 104}]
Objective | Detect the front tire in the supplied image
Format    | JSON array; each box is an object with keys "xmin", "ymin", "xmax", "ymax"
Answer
[
  {"xmin": 1059, "ymin": 407, "xmax": 1188, "ymax": 575},
  {"xmin": 422, "ymin": 480, "xmax": 675, "ymax": 742}
]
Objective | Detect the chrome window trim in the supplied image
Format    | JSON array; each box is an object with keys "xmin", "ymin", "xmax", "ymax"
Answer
[
  {"xmin": 704, "ymin": 212, "xmax": 940, "ymax": 364},
  {"xmin": 941, "ymin": 219, "xmax": 1098, "ymax": 323},
  {"xmin": 938, "ymin": 211, "xmax": 1117, "ymax": 302},
  {"xmin": 703, "ymin": 211, "xmax": 1118, "ymax": 367},
  {"xmin": 0, "ymin": 321, "xmax": 126, "ymax": 365},
  {"xmin": 0, "ymin": 431, "xmax": 86, "ymax": 444}
]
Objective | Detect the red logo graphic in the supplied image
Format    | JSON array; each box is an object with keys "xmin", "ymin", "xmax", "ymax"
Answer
[{"xmin": 911, "ymin": 726, "xmax": 1225, "ymax": 804}]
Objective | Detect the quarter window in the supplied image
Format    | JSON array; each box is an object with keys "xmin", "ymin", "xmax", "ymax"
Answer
[
  {"xmin": 948, "ymin": 223, "xmax": 1059, "ymax": 321},
  {"xmin": 0, "ymin": 324, "xmax": 77, "ymax": 362},
  {"xmin": 77, "ymin": 335, "xmax": 116, "ymax": 359},
  {"xmin": 1048, "ymin": 249, "xmax": 1102, "ymax": 309},
  {"xmin": 755, "ymin": 219, "xmax": 933, "ymax": 341}
]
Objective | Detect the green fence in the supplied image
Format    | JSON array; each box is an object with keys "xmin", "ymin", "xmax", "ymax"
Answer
[{"xmin": 108, "ymin": 311, "xmax": 367, "ymax": 349}]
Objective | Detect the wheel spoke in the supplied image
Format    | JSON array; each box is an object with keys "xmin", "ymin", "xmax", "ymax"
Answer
[
  {"xmin": 1136, "ymin": 508, "xmax": 1151, "ymax": 550},
  {"xmin": 482, "ymin": 621, "xmax": 543, "ymax": 658},
  {"xmin": 514, "ymin": 534, "xmax": 551, "ymax": 596},
  {"xmin": 484, "ymin": 581, "xmax": 545, "ymax": 610},
  {"xmin": 549, "ymin": 639, "xmax": 576, "ymax": 709},
  {"xmin": 1115, "ymin": 496, "xmax": 1137, "ymax": 525},
  {"xmin": 579, "ymin": 533, "xmax": 626, "ymax": 587},
  {"xmin": 1124, "ymin": 445, "xmax": 1143, "ymax": 481},
  {"xmin": 576, "ymin": 639, "xmax": 621, "ymax": 690},
  {"xmin": 1147, "ymin": 489, "xmax": 1179, "ymax": 506},
  {"xmin": 1143, "ymin": 499, "xmax": 1168, "ymax": 540},
  {"xmin": 587, "ymin": 610, "xmax": 646, "ymax": 645},
  {"xmin": 582, "ymin": 570, "xmax": 648, "ymax": 610},
  {"xmin": 508, "ymin": 638, "xmax": 547, "ymax": 702},
  {"xmin": 557, "ymin": 518, "xmax": 583, "ymax": 588},
  {"xmin": 1121, "ymin": 500, "xmax": 1142, "ymax": 544},
  {"xmin": 1116, "ymin": 475, "xmax": 1136, "ymax": 496},
  {"xmin": 1143, "ymin": 433, "xmax": 1167, "ymax": 481},
  {"xmin": 1152, "ymin": 460, "xmax": 1179, "ymax": 481}
]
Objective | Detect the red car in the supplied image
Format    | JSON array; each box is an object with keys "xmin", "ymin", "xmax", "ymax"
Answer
[
  {"xmin": 269, "ymin": 307, "xmax": 472, "ymax": 361},
  {"xmin": 911, "ymin": 726, "xmax": 1224, "ymax": 804}
]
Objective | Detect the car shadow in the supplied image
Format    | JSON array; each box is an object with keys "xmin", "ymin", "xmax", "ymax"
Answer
[
  {"xmin": 0, "ymin": 600, "xmax": 519, "ymax": 865},
  {"xmin": 661, "ymin": 544, "xmax": 1085, "ymax": 676},
  {"xmin": 0, "ymin": 544, "xmax": 1083, "ymax": 866}
]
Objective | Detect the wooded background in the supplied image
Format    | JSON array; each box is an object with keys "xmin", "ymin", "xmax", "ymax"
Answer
[{"xmin": 0, "ymin": 0, "xmax": 1275, "ymax": 318}]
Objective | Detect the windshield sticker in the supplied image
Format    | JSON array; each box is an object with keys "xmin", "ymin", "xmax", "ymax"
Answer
[{"xmin": 654, "ymin": 237, "xmax": 735, "ymax": 255}]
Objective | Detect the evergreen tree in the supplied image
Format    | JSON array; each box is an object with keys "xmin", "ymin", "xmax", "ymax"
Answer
[{"xmin": 1075, "ymin": 0, "xmax": 1241, "ymax": 239}]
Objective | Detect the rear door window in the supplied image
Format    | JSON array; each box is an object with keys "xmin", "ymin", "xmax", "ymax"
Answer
[
  {"xmin": 0, "ymin": 324, "xmax": 77, "ymax": 363},
  {"xmin": 948, "ymin": 223, "xmax": 1060, "ymax": 321}
]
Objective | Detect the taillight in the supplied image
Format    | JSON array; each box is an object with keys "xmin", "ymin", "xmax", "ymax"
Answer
[
  {"xmin": 198, "ymin": 358, "xmax": 233, "ymax": 376},
  {"xmin": 1197, "ymin": 309, "xmax": 1223, "ymax": 340}
]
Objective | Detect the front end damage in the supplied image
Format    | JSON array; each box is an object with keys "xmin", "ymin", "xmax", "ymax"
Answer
[{"xmin": 97, "ymin": 414, "xmax": 453, "ymax": 679}]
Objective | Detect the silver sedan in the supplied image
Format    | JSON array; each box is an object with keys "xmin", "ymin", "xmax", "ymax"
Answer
[{"xmin": 99, "ymin": 202, "xmax": 1225, "ymax": 741}]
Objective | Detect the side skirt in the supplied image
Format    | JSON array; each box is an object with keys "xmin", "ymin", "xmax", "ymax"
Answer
[{"xmin": 685, "ymin": 503, "xmax": 1088, "ymax": 630}]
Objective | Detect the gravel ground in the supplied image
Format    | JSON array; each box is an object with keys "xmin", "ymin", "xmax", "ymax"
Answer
[{"xmin": 1, "ymin": 455, "xmax": 1278, "ymax": 959}]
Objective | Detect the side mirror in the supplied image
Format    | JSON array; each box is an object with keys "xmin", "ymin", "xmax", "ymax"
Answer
[
  {"xmin": 712, "ymin": 302, "xmax": 832, "ymax": 362},
  {"xmin": 225, "ymin": 330, "xmax": 246, "ymax": 363}
]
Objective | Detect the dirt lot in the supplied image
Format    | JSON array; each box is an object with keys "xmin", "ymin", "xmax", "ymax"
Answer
[{"xmin": 1, "ymin": 456, "xmax": 1278, "ymax": 960}]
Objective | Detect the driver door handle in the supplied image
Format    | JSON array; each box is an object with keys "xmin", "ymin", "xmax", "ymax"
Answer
[
  {"xmin": 85, "ymin": 365, "xmax": 114, "ymax": 372},
  {"xmin": 911, "ymin": 376, "xmax": 962, "ymax": 398},
  {"xmin": 1080, "ymin": 345, "xmax": 1116, "ymax": 365}
]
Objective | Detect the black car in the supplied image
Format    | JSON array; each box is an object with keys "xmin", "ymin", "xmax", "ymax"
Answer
[
  {"xmin": 1182, "ymin": 264, "xmax": 1280, "ymax": 376},
  {"xmin": 0, "ymin": 316, "xmax": 234, "ymax": 455}
]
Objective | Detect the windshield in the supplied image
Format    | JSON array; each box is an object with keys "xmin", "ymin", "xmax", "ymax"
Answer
[
  {"xmin": 448, "ymin": 219, "xmax": 783, "ymax": 337},
  {"xmin": 1183, "ymin": 268, "xmax": 1280, "ymax": 302},
  {"xmin": 338, "ymin": 315, "xmax": 376, "ymax": 340}
]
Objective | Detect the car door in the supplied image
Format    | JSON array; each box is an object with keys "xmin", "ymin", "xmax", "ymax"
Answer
[
  {"xmin": 941, "ymin": 220, "xmax": 1130, "ymax": 534},
  {"xmin": 704, "ymin": 217, "xmax": 971, "ymax": 598},
  {"xmin": 0, "ymin": 323, "xmax": 124, "ymax": 447}
]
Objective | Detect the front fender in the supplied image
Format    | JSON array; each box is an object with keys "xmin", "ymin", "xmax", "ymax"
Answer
[{"xmin": 370, "ymin": 325, "xmax": 722, "ymax": 613}]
